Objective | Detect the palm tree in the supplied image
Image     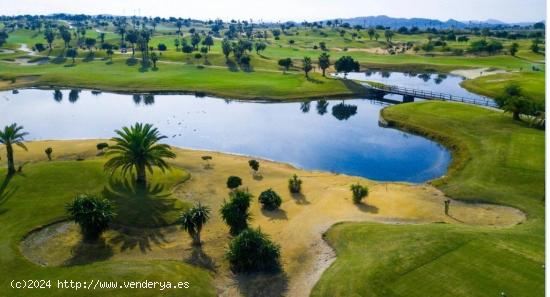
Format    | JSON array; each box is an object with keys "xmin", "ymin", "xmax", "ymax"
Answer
[
  {"xmin": 66, "ymin": 194, "xmax": 115, "ymax": 242},
  {"xmin": 180, "ymin": 202, "xmax": 211, "ymax": 246},
  {"xmin": 0, "ymin": 123, "xmax": 28, "ymax": 175},
  {"xmin": 104, "ymin": 123, "xmax": 176, "ymax": 186}
]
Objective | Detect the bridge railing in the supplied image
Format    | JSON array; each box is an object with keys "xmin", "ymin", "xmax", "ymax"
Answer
[{"xmin": 364, "ymin": 83, "xmax": 498, "ymax": 108}]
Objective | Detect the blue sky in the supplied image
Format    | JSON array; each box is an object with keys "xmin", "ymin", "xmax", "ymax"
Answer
[{"xmin": 1, "ymin": 0, "xmax": 546, "ymax": 22}]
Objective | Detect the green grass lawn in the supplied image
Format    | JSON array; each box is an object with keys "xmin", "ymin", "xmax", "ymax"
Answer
[
  {"xmin": 1, "ymin": 27, "xmax": 544, "ymax": 99},
  {"xmin": 312, "ymin": 102, "xmax": 544, "ymax": 297},
  {"xmin": 461, "ymin": 71, "xmax": 545, "ymax": 103},
  {"xmin": 0, "ymin": 160, "xmax": 215, "ymax": 297}
]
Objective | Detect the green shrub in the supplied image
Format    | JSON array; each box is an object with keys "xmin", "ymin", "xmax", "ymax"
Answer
[
  {"xmin": 220, "ymin": 190, "xmax": 252, "ymax": 235},
  {"xmin": 179, "ymin": 202, "xmax": 210, "ymax": 246},
  {"xmin": 66, "ymin": 194, "xmax": 115, "ymax": 242},
  {"xmin": 96, "ymin": 142, "xmax": 109, "ymax": 151},
  {"xmin": 288, "ymin": 174, "xmax": 302, "ymax": 194},
  {"xmin": 258, "ymin": 189, "xmax": 282, "ymax": 210},
  {"xmin": 226, "ymin": 176, "xmax": 242, "ymax": 190},
  {"xmin": 248, "ymin": 159, "xmax": 260, "ymax": 172},
  {"xmin": 350, "ymin": 183, "xmax": 369, "ymax": 204},
  {"xmin": 226, "ymin": 228, "xmax": 281, "ymax": 272},
  {"xmin": 44, "ymin": 147, "xmax": 53, "ymax": 161}
]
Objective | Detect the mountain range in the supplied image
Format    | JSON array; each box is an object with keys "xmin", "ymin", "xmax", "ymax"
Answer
[{"xmin": 328, "ymin": 15, "xmax": 541, "ymax": 28}]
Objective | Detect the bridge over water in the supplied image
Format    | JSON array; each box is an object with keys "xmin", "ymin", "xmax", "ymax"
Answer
[{"xmin": 361, "ymin": 82, "xmax": 498, "ymax": 108}]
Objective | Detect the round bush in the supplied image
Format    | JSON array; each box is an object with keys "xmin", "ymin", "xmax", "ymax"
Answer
[
  {"xmin": 226, "ymin": 176, "xmax": 242, "ymax": 190},
  {"xmin": 258, "ymin": 189, "xmax": 282, "ymax": 210},
  {"xmin": 157, "ymin": 43, "xmax": 167, "ymax": 51},
  {"xmin": 226, "ymin": 228, "xmax": 281, "ymax": 273}
]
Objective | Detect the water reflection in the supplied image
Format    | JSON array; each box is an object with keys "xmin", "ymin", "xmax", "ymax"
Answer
[
  {"xmin": 1, "ymin": 89, "xmax": 451, "ymax": 182},
  {"xmin": 316, "ymin": 100, "xmax": 329, "ymax": 115},
  {"xmin": 418, "ymin": 73, "xmax": 431, "ymax": 82},
  {"xmin": 132, "ymin": 94, "xmax": 155, "ymax": 106},
  {"xmin": 332, "ymin": 102, "xmax": 358, "ymax": 121},
  {"xmin": 300, "ymin": 101, "xmax": 311, "ymax": 113},
  {"xmin": 53, "ymin": 90, "xmax": 63, "ymax": 102},
  {"xmin": 68, "ymin": 89, "xmax": 80, "ymax": 103}
]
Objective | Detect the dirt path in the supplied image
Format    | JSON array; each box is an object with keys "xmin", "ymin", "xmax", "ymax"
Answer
[{"xmin": 14, "ymin": 140, "xmax": 526, "ymax": 297}]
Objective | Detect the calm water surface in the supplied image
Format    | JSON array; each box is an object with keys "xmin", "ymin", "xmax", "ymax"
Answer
[
  {"xmin": 0, "ymin": 88, "xmax": 451, "ymax": 182},
  {"xmin": 342, "ymin": 71, "xmax": 491, "ymax": 102}
]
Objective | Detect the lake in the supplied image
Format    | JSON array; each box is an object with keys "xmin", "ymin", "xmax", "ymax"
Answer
[
  {"xmin": 341, "ymin": 71, "xmax": 492, "ymax": 103},
  {"xmin": 0, "ymin": 88, "xmax": 451, "ymax": 183}
]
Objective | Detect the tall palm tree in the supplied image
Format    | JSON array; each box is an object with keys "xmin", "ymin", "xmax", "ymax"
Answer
[
  {"xmin": 104, "ymin": 123, "xmax": 176, "ymax": 186},
  {"xmin": 0, "ymin": 123, "xmax": 28, "ymax": 175},
  {"xmin": 180, "ymin": 202, "xmax": 211, "ymax": 246}
]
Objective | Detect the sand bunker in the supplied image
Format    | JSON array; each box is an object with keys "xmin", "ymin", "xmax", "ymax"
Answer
[{"xmin": 451, "ymin": 68, "xmax": 509, "ymax": 79}]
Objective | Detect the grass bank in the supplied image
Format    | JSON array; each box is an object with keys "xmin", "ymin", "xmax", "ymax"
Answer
[
  {"xmin": 461, "ymin": 71, "xmax": 545, "ymax": 103},
  {"xmin": 0, "ymin": 160, "xmax": 215, "ymax": 297},
  {"xmin": 312, "ymin": 101, "xmax": 544, "ymax": 297}
]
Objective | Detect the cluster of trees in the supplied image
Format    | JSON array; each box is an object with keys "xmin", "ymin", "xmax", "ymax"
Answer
[
  {"xmin": 468, "ymin": 39, "xmax": 504, "ymax": 54},
  {"xmin": 276, "ymin": 54, "xmax": 358, "ymax": 78}
]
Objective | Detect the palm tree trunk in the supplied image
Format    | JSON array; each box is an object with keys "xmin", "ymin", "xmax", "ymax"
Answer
[
  {"xmin": 6, "ymin": 144, "xmax": 15, "ymax": 175},
  {"xmin": 136, "ymin": 165, "xmax": 147, "ymax": 185},
  {"xmin": 193, "ymin": 232, "xmax": 201, "ymax": 246}
]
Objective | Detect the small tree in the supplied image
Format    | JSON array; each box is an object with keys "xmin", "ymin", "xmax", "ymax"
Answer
[
  {"xmin": 157, "ymin": 43, "xmax": 167, "ymax": 51},
  {"xmin": 248, "ymin": 159, "xmax": 260, "ymax": 175},
  {"xmin": 85, "ymin": 38, "xmax": 96, "ymax": 53},
  {"xmin": 288, "ymin": 174, "xmax": 302, "ymax": 194},
  {"xmin": 180, "ymin": 202, "xmax": 211, "ymax": 246},
  {"xmin": 303, "ymin": 56, "xmax": 313, "ymax": 78},
  {"xmin": 495, "ymin": 84, "xmax": 534, "ymax": 121},
  {"xmin": 222, "ymin": 39, "xmax": 232, "ymax": 61},
  {"xmin": 66, "ymin": 194, "xmax": 115, "ymax": 242},
  {"xmin": 201, "ymin": 155, "xmax": 213, "ymax": 168},
  {"xmin": 200, "ymin": 46, "xmax": 208, "ymax": 62},
  {"xmin": 278, "ymin": 58, "xmax": 293, "ymax": 73},
  {"xmin": 204, "ymin": 35, "xmax": 214, "ymax": 50},
  {"xmin": 258, "ymin": 189, "xmax": 282, "ymax": 210},
  {"xmin": 66, "ymin": 47, "xmax": 78, "ymax": 64},
  {"xmin": 318, "ymin": 52, "xmax": 330, "ymax": 77},
  {"xmin": 96, "ymin": 142, "xmax": 109, "ymax": 152},
  {"xmin": 220, "ymin": 190, "xmax": 253, "ymax": 235},
  {"xmin": 509, "ymin": 43, "xmax": 519, "ymax": 56},
  {"xmin": 44, "ymin": 147, "xmax": 53, "ymax": 161},
  {"xmin": 106, "ymin": 48, "xmax": 114, "ymax": 62},
  {"xmin": 350, "ymin": 183, "xmax": 369, "ymax": 204},
  {"xmin": 255, "ymin": 42, "xmax": 267, "ymax": 54},
  {"xmin": 226, "ymin": 228, "xmax": 281, "ymax": 272},
  {"xmin": 227, "ymin": 176, "xmax": 242, "ymax": 190},
  {"xmin": 150, "ymin": 52, "xmax": 159, "ymax": 69},
  {"xmin": 334, "ymin": 56, "xmax": 360, "ymax": 78}
]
